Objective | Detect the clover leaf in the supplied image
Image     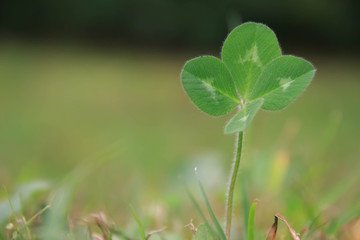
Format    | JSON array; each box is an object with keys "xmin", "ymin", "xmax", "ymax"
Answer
[{"xmin": 181, "ymin": 22, "xmax": 315, "ymax": 134}]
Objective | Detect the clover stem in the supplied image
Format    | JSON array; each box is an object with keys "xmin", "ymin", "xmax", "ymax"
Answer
[{"xmin": 225, "ymin": 131, "xmax": 244, "ymax": 239}]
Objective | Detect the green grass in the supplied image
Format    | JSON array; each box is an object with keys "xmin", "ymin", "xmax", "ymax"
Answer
[{"xmin": 0, "ymin": 40, "xmax": 359, "ymax": 239}]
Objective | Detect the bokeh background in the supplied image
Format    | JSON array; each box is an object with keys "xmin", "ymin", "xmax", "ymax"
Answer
[{"xmin": 0, "ymin": 0, "xmax": 359, "ymax": 238}]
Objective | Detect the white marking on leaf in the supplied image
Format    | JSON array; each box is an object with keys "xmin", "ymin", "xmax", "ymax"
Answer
[
  {"xmin": 278, "ymin": 77, "xmax": 294, "ymax": 91},
  {"xmin": 238, "ymin": 115, "xmax": 249, "ymax": 123},
  {"xmin": 202, "ymin": 81, "xmax": 218, "ymax": 102},
  {"xmin": 282, "ymin": 81, "xmax": 294, "ymax": 91},
  {"xmin": 238, "ymin": 45, "xmax": 262, "ymax": 68},
  {"xmin": 205, "ymin": 77, "xmax": 215, "ymax": 83}
]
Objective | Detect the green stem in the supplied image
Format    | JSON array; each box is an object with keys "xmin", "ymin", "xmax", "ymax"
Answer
[{"xmin": 225, "ymin": 131, "xmax": 244, "ymax": 239}]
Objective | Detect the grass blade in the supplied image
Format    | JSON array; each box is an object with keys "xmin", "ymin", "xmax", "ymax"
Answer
[
  {"xmin": 25, "ymin": 205, "xmax": 51, "ymax": 226},
  {"xmin": 195, "ymin": 168, "xmax": 227, "ymax": 240},
  {"xmin": 129, "ymin": 205, "xmax": 146, "ymax": 240},
  {"xmin": 183, "ymin": 182, "xmax": 218, "ymax": 238},
  {"xmin": 3, "ymin": 186, "xmax": 22, "ymax": 237},
  {"xmin": 247, "ymin": 200, "xmax": 258, "ymax": 240}
]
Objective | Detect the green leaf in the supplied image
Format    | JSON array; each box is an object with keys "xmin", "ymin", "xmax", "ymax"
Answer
[
  {"xmin": 224, "ymin": 98, "xmax": 264, "ymax": 134},
  {"xmin": 181, "ymin": 56, "xmax": 239, "ymax": 116},
  {"xmin": 249, "ymin": 55, "xmax": 315, "ymax": 110},
  {"xmin": 195, "ymin": 224, "xmax": 211, "ymax": 240},
  {"xmin": 222, "ymin": 22, "xmax": 282, "ymax": 98}
]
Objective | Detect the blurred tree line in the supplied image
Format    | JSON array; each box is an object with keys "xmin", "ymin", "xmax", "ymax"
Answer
[{"xmin": 0, "ymin": 0, "xmax": 359, "ymax": 49}]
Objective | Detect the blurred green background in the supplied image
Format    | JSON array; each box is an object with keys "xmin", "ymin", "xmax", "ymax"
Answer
[{"xmin": 0, "ymin": 0, "xmax": 359, "ymax": 238}]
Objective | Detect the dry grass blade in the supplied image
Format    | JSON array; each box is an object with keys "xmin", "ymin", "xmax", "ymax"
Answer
[
  {"xmin": 275, "ymin": 214, "xmax": 300, "ymax": 240},
  {"xmin": 146, "ymin": 227, "xmax": 167, "ymax": 239},
  {"xmin": 340, "ymin": 218, "xmax": 360, "ymax": 240},
  {"xmin": 266, "ymin": 215, "xmax": 278, "ymax": 240}
]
